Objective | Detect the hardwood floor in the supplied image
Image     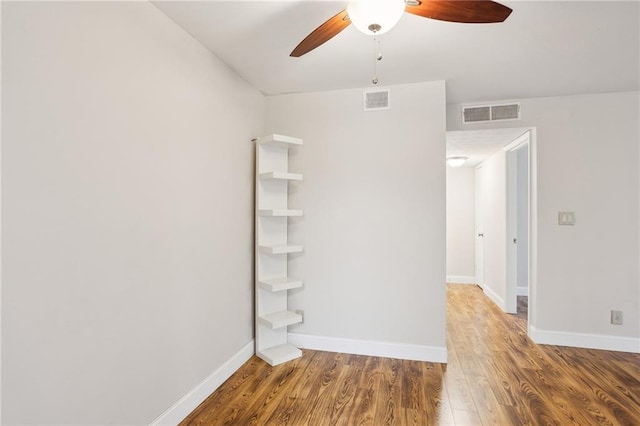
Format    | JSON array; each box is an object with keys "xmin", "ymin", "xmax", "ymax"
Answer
[{"xmin": 181, "ymin": 284, "xmax": 640, "ymax": 425}]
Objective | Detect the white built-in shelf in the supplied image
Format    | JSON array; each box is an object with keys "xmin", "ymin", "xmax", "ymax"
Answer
[
  {"xmin": 258, "ymin": 277, "xmax": 303, "ymax": 292},
  {"xmin": 259, "ymin": 172, "xmax": 303, "ymax": 181},
  {"xmin": 259, "ymin": 310, "xmax": 302, "ymax": 329},
  {"xmin": 258, "ymin": 344, "xmax": 302, "ymax": 366},
  {"xmin": 257, "ymin": 134, "xmax": 303, "ymax": 149},
  {"xmin": 259, "ymin": 209, "xmax": 303, "ymax": 217},
  {"xmin": 255, "ymin": 132, "xmax": 304, "ymax": 366},
  {"xmin": 258, "ymin": 244, "xmax": 303, "ymax": 255}
]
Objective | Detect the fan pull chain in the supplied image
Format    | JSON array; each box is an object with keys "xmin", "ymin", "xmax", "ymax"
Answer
[{"xmin": 372, "ymin": 36, "xmax": 382, "ymax": 85}]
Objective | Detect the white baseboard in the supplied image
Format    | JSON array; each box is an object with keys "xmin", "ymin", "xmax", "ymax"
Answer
[
  {"xmin": 529, "ymin": 326, "xmax": 640, "ymax": 353},
  {"xmin": 446, "ymin": 275, "xmax": 477, "ymax": 285},
  {"xmin": 517, "ymin": 286, "xmax": 528, "ymax": 296},
  {"xmin": 288, "ymin": 333, "xmax": 447, "ymax": 363},
  {"xmin": 150, "ymin": 340, "xmax": 254, "ymax": 426},
  {"xmin": 481, "ymin": 284, "xmax": 505, "ymax": 311}
]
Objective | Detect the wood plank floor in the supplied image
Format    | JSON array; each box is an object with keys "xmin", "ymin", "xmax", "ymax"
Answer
[{"xmin": 181, "ymin": 284, "xmax": 640, "ymax": 425}]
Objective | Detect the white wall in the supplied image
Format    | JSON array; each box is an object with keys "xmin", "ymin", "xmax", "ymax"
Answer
[
  {"xmin": 2, "ymin": 2, "xmax": 264, "ymax": 424},
  {"xmin": 448, "ymin": 91, "xmax": 640, "ymax": 350},
  {"xmin": 446, "ymin": 167, "xmax": 476, "ymax": 282},
  {"xmin": 265, "ymin": 81, "xmax": 447, "ymax": 360},
  {"xmin": 477, "ymin": 150, "xmax": 508, "ymax": 309}
]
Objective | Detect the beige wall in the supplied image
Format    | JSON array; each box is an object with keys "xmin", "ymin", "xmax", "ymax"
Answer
[
  {"xmin": 2, "ymin": 2, "xmax": 264, "ymax": 423},
  {"xmin": 265, "ymin": 82, "xmax": 447, "ymax": 358}
]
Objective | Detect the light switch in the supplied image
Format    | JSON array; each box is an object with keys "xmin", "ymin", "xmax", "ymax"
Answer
[{"xmin": 558, "ymin": 211, "xmax": 575, "ymax": 226}]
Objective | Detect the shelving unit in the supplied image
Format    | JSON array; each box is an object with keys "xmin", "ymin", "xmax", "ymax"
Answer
[
  {"xmin": 259, "ymin": 171, "xmax": 303, "ymax": 181},
  {"xmin": 255, "ymin": 133, "xmax": 304, "ymax": 366},
  {"xmin": 258, "ymin": 209, "xmax": 303, "ymax": 217},
  {"xmin": 258, "ymin": 277, "xmax": 303, "ymax": 292},
  {"xmin": 259, "ymin": 311, "xmax": 303, "ymax": 329},
  {"xmin": 258, "ymin": 244, "xmax": 304, "ymax": 255}
]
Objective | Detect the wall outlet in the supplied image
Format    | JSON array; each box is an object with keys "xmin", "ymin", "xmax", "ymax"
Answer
[
  {"xmin": 295, "ymin": 309, "xmax": 304, "ymax": 324},
  {"xmin": 611, "ymin": 310, "xmax": 623, "ymax": 325},
  {"xmin": 558, "ymin": 211, "xmax": 576, "ymax": 225}
]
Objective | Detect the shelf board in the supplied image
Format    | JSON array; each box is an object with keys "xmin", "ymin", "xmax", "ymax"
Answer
[
  {"xmin": 258, "ymin": 277, "xmax": 303, "ymax": 292},
  {"xmin": 259, "ymin": 172, "xmax": 303, "ymax": 181},
  {"xmin": 258, "ymin": 344, "xmax": 302, "ymax": 366},
  {"xmin": 259, "ymin": 209, "xmax": 303, "ymax": 217},
  {"xmin": 256, "ymin": 134, "xmax": 303, "ymax": 148},
  {"xmin": 258, "ymin": 244, "xmax": 303, "ymax": 255},
  {"xmin": 259, "ymin": 310, "xmax": 302, "ymax": 329}
]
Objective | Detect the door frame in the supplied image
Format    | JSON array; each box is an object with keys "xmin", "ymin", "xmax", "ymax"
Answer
[
  {"xmin": 474, "ymin": 164, "xmax": 484, "ymax": 289},
  {"xmin": 505, "ymin": 130, "xmax": 532, "ymax": 317}
]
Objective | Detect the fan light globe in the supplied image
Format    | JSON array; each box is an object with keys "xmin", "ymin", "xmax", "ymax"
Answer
[{"xmin": 347, "ymin": 0, "xmax": 406, "ymax": 36}]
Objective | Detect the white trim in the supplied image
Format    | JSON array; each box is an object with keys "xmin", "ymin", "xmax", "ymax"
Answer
[
  {"xmin": 505, "ymin": 145, "xmax": 518, "ymax": 315},
  {"xmin": 481, "ymin": 284, "xmax": 506, "ymax": 311},
  {"xmin": 502, "ymin": 130, "xmax": 530, "ymax": 152},
  {"xmin": 0, "ymin": 4, "xmax": 4, "ymax": 420},
  {"xmin": 150, "ymin": 340, "xmax": 254, "ymax": 426},
  {"xmin": 446, "ymin": 275, "xmax": 477, "ymax": 285},
  {"xmin": 528, "ymin": 127, "xmax": 539, "ymax": 339},
  {"xmin": 529, "ymin": 326, "xmax": 640, "ymax": 354},
  {"xmin": 288, "ymin": 333, "xmax": 447, "ymax": 363},
  {"xmin": 517, "ymin": 286, "xmax": 528, "ymax": 296}
]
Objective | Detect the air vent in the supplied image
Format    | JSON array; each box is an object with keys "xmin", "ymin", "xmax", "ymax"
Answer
[
  {"xmin": 463, "ymin": 106, "xmax": 491, "ymax": 122},
  {"xmin": 363, "ymin": 88, "xmax": 390, "ymax": 111},
  {"xmin": 462, "ymin": 102, "xmax": 520, "ymax": 123}
]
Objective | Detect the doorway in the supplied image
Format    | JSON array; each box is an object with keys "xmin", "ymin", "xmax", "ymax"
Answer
[{"xmin": 447, "ymin": 127, "xmax": 535, "ymax": 327}]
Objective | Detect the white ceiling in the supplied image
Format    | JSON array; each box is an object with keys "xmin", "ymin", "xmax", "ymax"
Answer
[
  {"xmin": 153, "ymin": 1, "xmax": 639, "ymax": 104},
  {"xmin": 153, "ymin": 1, "xmax": 638, "ymax": 167},
  {"xmin": 446, "ymin": 127, "xmax": 529, "ymax": 167}
]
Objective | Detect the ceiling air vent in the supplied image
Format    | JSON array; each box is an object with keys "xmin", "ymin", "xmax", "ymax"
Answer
[
  {"xmin": 363, "ymin": 88, "xmax": 390, "ymax": 111},
  {"xmin": 462, "ymin": 102, "xmax": 520, "ymax": 124}
]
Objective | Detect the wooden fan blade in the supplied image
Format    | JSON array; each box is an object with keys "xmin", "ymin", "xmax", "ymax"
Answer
[
  {"xmin": 290, "ymin": 9, "xmax": 351, "ymax": 57},
  {"xmin": 406, "ymin": 0, "xmax": 512, "ymax": 23}
]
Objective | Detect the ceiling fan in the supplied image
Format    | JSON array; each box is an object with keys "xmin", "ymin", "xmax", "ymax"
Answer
[{"xmin": 290, "ymin": 0, "xmax": 512, "ymax": 57}]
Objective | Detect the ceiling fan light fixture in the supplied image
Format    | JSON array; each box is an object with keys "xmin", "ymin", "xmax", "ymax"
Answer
[
  {"xmin": 447, "ymin": 156, "xmax": 469, "ymax": 167},
  {"xmin": 347, "ymin": 0, "xmax": 406, "ymax": 36}
]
